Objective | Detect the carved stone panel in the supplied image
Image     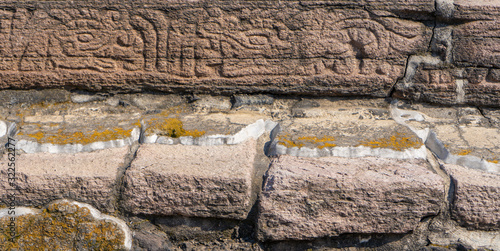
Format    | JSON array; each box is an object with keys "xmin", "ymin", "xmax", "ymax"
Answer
[{"xmin": 0, "ymin": 1, "xmax": 433, "ymax": 97}]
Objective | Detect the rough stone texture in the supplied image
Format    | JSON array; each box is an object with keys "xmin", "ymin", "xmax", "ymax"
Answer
[
  {"xmin": 394, "ymin": 0, "xmax": 500, "ymax": 107},
  {"xmin": 258, "ymin": 155, "xmax": 444, "ymax": 241},
  {"xmin": 453, "ymin": 0, "xmax": 500, "ymax": 21},
  {"xmin": 0, "ymin": 200, "xmax": 129, "ymax": 250},
  {"xmin": 271, "ymin": 98, "xmax": 426, "ymax": 159},
  {"xmin": 393, "ymin": 100, "xmax": 500, "ymax": 173},
  {"xmin": 7, "ymin": 100, "xmax": 142, "ymax": 153},
  {"xmin": 0, "ymin": 147, "xmax": 130, "ymax": 212},
  {"xmin": 122, "ymin": 139, "xmax": 258, "ymax": 219},
  {"xmin": 0, "ymin": 0, "xmax": 431, "ymax": 98},
  {"xmin": 451, "ymin": 1, "xmax": 500, "ymax": 106},
  {"xmin": 443, "ymin": 164, "xmax": 500, "ymax": 230}
]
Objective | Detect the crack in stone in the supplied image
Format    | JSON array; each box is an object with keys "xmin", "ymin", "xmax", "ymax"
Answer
[
  {"xmin": 477, "ymin": 107, "xmax": 494, "ymax": 127},
  {"xmin": 115, "ymin": 143, "xmax": 141, "ymax": 214}
]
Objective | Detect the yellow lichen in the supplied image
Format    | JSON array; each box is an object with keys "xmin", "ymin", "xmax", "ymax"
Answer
[
  {"xmin": 278, "ymin": 137, "xmax": 305, "ymax": 148},
  {"xmin": 319, "ymin": 142, "xmax": 337, "ymax": 149},
  {"xmin": 146, "ymin": 118, "xmax": 205, "ymax": 138},
  {"xmin": 278, "ymin": 135, "xmax": 336, "ymax": 149},
  {"xmin": 0, "ymin": 202, "xmax": 125, "ymax": 250},
  {"xmin": 359, "ymin": 133, "xmax": 422, "ymax": 151},
  {"xmin": 26, "ymin": 131, "xmax": 44, "ymax": 141},
  {"xmin": 456, "ymin": 149, "xmax": 472, "ymax": 156},
  {"xmin": 488, "ymin": 159, "xmax": 499, "ymax": 164},
  {"xmin": 24, "ymin": 127, "xmax": 133, "ymax": 145}
]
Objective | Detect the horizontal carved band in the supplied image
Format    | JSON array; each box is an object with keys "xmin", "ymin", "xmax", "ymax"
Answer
[{"xmin": 0, "ymin": 1, "xmax": 432, "ymax": 95}]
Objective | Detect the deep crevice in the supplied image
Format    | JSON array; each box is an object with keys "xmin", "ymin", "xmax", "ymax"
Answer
[
  {"xmin": 114, "ymin": 142, "xmax": 141, "ymax": 214},
  {"xmin": 387, "ymin": 55, "xmax": 412, "ymax": 99},
  {"xmin": 446, "ymin": 175, "xmax": 456, "ymax": 215}
]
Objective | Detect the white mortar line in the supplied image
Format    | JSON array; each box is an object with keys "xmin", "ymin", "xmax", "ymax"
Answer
[{"xmin": 390, "ymin": 100, "xmax": 500, "ymax": 174}]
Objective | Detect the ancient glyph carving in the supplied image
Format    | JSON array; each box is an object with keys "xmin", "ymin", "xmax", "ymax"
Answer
[{"xmin": 0, "ymin": 7, "xmax": 430, "ymax": 79}]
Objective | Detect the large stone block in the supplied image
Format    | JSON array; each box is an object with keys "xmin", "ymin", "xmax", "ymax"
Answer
[
  {"xmin": 121, "ymin": 139, "xmax": 258, "ymax": 219},
  {"xmin": 453, "ymin": 0, "xmax": 500, "ymax": 21},
  {"xmin": 0, "ymin": 146, "xmax": 130, "ymax": 212},
  {"xmin": 443, "ymin": 164, "xmax": 500, "ymax": 230},
  {"xmin": 0, "ymin": 0, "xmax": 431, "ymax": 98},
  {"xmin": 394, "ymin": 66, "xmax": 500, "ymax": 107},
  {"xmin": 258, "ymin": 155, "xmax": 444, "ymax": 241},
  {"xmin": 453, "ymin": 23, "xmax": 500, "ymax": 68}
]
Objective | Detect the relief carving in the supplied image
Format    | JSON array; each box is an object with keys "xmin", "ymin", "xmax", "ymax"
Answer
[
  {"xmin": 47, "ymin": 9, "xmax": 146, "ymax": 72},
  {"xmin": 0, "ymin": 6, "xmax": 430, "ymax": 79}
]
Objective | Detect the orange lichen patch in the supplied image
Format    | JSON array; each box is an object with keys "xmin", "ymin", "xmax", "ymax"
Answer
[
  {"xmin": 488, "ymin": 159, "xmax": 499, "ymax": 164},
  {"xmin": 25, "ymin": 131, "xmax": 44, "ymax": 141},
  {"xmin": 22, "ymin": 127, "xmax": 133, "ymax": 145},
  {"xmin": 133, "ymin": 119, "xmax": 142, "ymax": 127},
  {"xmin": 158, "ymin": 105, "xmax": 189, "ymax": 117},
  {"xmin": 0, "ymin": 202, "xmax": 124, "ymax": 250},
  {"xmin": 359, "ymin": 133, "xmax": 422, "ymax": 151},
  {"xmin": 278, "ymin": 137, "xmax": 305, "ymax": 148},
  {"xmin": 278, "ymin": 135, "xmax": 336, "ymax": 149},
  {"xmin": 145, "ymin": 118, "xmax": 205, "ymax": 138},
  {"xmin": 456, "ymin": 149, "xmax": 472, "ymax": 156},
  {"xmin": 319, "ymin": 142, "xmax": 337, "ymax": 149}
]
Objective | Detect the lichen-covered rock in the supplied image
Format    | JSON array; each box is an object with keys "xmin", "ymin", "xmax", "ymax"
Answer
[
  {"xmin": 270, "ymin": 98, "xmax": 426, "ymax": 159},
  {"xmin": 0, "ymin": 200, "xmax": 130, "ymax": 250},
  {"xmin": 0, "ymin": 147, "xmax": 131, "ymax": 212},
  {"xmin": 258, "ymin": 155, "xmax": 444, "ymax": 241},
  {"xmin": 121, "ymin": 140, "xmax": 258, "ymax": 219},
  {"xmin": 443, "ymin": 163, "xmax": 500, "ymax": 230}
]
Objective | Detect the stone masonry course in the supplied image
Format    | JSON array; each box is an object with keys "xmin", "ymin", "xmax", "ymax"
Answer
[{"xmin": 0, "ymin": 0, "xmax": 500, "ymax": 250}]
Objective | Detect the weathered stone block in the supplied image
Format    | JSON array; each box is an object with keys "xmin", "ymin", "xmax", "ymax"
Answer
[
  {"xmin": 443, "ymin": 164, "xmax": 500, "ymax": 230},
  {"xmin": 121, "ymin": 140, "xmax": 258, "ymax": 219},
  {"xmin": 0, "ymin": 1, "xmax": 431, "ymax": 98},
  {"xmin": 0, "ymin": 146, "xmax": 130, "ymax": 212},
  {"xmin": 453, "ymin": 0, "xmax": 500, "ymax": 21},
  {"xmin": 258, "ymin": 155, "xmax": 444, "ymax": 241},
  {"xmin": 0, "ymin": 199, "xmax": 132, "ymax": 250},
  {"xmin": 394, "ymin": 66, "xmax": 500, "ymax": 107}
]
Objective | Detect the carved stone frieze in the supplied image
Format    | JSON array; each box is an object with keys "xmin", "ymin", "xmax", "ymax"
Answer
[{"xmin": 0, "ymin": 1, "xmax": 432, "ymax": 96}]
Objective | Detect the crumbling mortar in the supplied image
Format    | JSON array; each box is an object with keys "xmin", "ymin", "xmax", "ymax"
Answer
[{"xmin": 454, "ymin": 108, "xmax": 471, "ymax": 149}]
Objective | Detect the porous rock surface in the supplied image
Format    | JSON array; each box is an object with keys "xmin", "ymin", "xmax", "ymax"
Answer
[
  {"xmin": 0, "ymin": 0, "xmax": 433, "ymax": 99},
  {"xmin": 443, "ymin": 163, "xmax": 500, "ymax": 230},
  {"xmin": 0, "ymin": 200, "xmax": 130, "ymax": 250},
  {"xmin": 0, "ymin": 0, "xmax": 500, "ymax": 248},
  {"xmin": 394, "ymin": 0, "xmax": 500, "ymax": 107},
  {"xmin": 258, "ymin": 155, "xmax": 444, "ymax": 241},
  {"xmin": 0, "ymin": 147, "xmax": 130, "ymax": 212},
  {"xmin": 122, "ymin": 139, "xmax": 258, "ymax": 219}
]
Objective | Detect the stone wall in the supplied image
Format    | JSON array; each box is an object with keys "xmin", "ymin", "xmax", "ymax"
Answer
[
  {"xmin": 0, "ymin": 0, "xmax": 497, "ymax": 106},
  {"xmin": 0, "ymin": 0, "xmax": 499, "ymax": 250}
]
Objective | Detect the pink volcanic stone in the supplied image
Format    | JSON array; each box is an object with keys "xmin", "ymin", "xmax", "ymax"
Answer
[
  {"xmin": 258, "ymin": 155, "xmax": 444, "ymax": 241},
  {"xmin": 121, "ymin": 140, "xmax": 258, "ymax": 219},
  {"xmin": 443, "ymin": 163, "xmax": 500, "ymax": 230},
  {"xmin": 0, "ymin": 147, "xmax": 130, "ymax": 212}
]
